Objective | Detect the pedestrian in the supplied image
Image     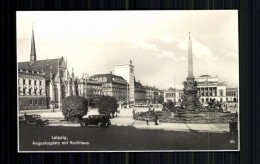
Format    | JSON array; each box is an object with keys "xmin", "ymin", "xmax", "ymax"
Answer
[
  {"xmin": 154, "ymin": 114, "xmax": 159, "ymax": 125},
  {"xmin": 132, "ymin": 109, "xmax": 135, "ymax": 118},
  {"xmin": 52, "ymin": 103, "xmax": 55, "ymax": 112},
  {"xmin": 146, "ymin": 117, "xmax": 149, "ymax": 125}
]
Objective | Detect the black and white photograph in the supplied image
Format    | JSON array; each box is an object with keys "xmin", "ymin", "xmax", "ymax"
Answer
[{"xmin": 17, "ymin": 11, "xmax": 239, "ymax": 152}]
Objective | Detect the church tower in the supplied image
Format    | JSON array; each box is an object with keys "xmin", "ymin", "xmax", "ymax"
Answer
[{"xmin": 30, "ymin": 25, "xmax": 36, "ymax": 65}]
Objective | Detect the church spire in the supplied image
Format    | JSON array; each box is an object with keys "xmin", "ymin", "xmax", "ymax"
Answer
[
  {"xmin": 188, "ymin": 32, "xmax": 193, "ymax": 77},
  {"xmin": 30, "ymin": 24, "xmax": 36, "ymax": 65}
]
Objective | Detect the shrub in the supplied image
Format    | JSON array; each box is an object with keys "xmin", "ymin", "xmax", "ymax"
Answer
[
  {"xmin": 62, "ymin": 95, "xmax": 88, "ymax": 122},
  {"xmin": 163, "ymin": 100, "xmax": 176, "ymax": 112},
  {"xmin": 96, "ymin": 95, "xmax": 118, "ymax": 116}
]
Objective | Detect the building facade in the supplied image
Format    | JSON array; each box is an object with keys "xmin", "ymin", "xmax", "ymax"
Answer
[
  {"xmin": 144, "ymin": 86, "xmax": 158, "ymax": 104},
  {"xmin": 134, "ymin": 79, "xmax": 147, "ymax": 104},
  {"xmin": 195, "ymin": 75, "xmax": 227, "ymax": 102},
  {"xmin": 90, "ymin": 74, "xmax": 128, "ymax": 101},
  {"xmin": 18, "ymin": 27, "xmax": 75, "ymax": 110},
  {"xmin": 114, "ymin": 60, "xmax": 135, "ymax": 104},
  {"xmin": 164, "ymin": 88, "xmax": 184, "ymax": 103},
  {"xmin": 76, "ymin": 78, "xmax": 102, "ymax": 104},
  {"xmin": 226, "ymin": 88, "xmax": 238, "ymax": 102},
  {"xmin": 18, "ymin": 67, "xmax": 47, "ymax": 110}
]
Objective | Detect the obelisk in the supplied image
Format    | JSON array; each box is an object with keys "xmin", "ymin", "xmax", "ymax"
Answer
[
  {"xmin": 188, "ymin": 32, "xmax": 193, "ymax": 77},
  {"xmin": 180, "ymin": 32, "xmax": 202, "ymax": 112},
  {"xmin": 175, "ymin": 33, "xmax": 204, "ymax": 117}
]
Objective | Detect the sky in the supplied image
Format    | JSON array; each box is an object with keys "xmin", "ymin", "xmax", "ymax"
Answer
[{"xmin": 17, "ymin": 11, "xmax": 239, "ymax": 90}]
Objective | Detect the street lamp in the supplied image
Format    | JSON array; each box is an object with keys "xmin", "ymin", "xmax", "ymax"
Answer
[
  {"xmin": 150, "ymin": 86, "xmax": 152, "ymax": 105},
  {"xmin": 126, "ymin": 82, "xmax": 129, "ymax": 108},
  {"xmin": 82, "ymin": 73, "xmax": 89, "ymax": 100}
]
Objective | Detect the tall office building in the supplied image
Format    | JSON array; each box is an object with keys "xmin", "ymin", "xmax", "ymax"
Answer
[{"xmin": 114, "ymin": 60, "xmax": 135, "ymax": 104}]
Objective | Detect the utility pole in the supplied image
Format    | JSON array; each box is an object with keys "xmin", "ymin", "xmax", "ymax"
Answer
[
  {"xmin": 207, "ymin": 73, "xmax": 209, "ymax": 102},
  {"xmin": 126, "ymin": 82, "xmax": 129, "ymax": 108},
  {"xmin": 174, "ymin": 72, "xmax": 176, "ymax": 102},
  {"xmin": 150, "ymin": 86, "xmax": 151, "ymax": 105},
  {"xmin": 82, "ymin": 73, "xmax": 89, "ymax": 107}
]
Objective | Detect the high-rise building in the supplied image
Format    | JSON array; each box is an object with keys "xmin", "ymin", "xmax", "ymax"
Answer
[{"xmin": 114, "ymin": 60, "xmax": 135, "ymax": 104}]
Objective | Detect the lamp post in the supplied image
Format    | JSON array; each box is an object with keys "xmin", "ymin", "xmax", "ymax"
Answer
[
  {"xmin": 150, "ymin": 87, "xmax": 151, "ymax": 105},
  {"xmin": 126, "ymin": 82, "xmax": 129, "ymax": 108},
  {"xmin": 82, "ymin": 73, "xmax": 89, "ymax": 103}
]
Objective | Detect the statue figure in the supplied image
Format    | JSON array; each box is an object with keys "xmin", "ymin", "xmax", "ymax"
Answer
[
  {"xmin": 194, "ymin": 81, "xmax": 198, "ymax": 87},
  {"xmin": 182, "ymin": 81, "xmax": 187, "ymax": 87}
]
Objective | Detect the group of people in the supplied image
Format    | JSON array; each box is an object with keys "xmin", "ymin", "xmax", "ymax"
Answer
[{"xmin": 132, "ymin": 108, "xmax": 160, "ymax": 126}]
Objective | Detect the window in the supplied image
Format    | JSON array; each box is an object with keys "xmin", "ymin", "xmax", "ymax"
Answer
[
  {"xmin": 40, "ymin": 89, "xmax": 42, "ymax": 95},
  {"xmin": 40, "ymin": 81, "xmax": 42, "ymax": 86},
  {"xmin": 219, "ymin": 90, "xmax": 223, "ymax": 96},
  {"xmin": 34, "ymin": 80, "xmax": 37, "ymax": 85},
  {"xmin": 23, "ymin": 88, "xmax": 26, "ymax": 95},
  {"xmin": 34, "ymin": 89, "xmax": 37, "ymax": 95},
  {"xmin": 29, "ymin": 80, "xmax": 31, "ymax": 85},
  {"xmin": 23, "ymin": 79, "xmax": 26, "ymax": 85},
  {"xmin": 30, "ymin": 100, "xmax": 33, "ymax": 105},
  {"xmin": 29, "ymin": 89, "xmax": 31, "ymax": 95}
]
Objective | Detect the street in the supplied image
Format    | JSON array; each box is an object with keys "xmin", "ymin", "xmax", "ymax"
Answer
[{"xmin": 18, "ymin": 108, "xmax": 238, "ymax": 151}]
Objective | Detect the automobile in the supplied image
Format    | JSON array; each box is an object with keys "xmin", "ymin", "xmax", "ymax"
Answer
[
  {"xmin": 80, "ymin": 114, "xmax": 111, "ymax": 127},
  {"xmin": 24, "ymin": 114, "xmax": 49, "ymax": 125}
]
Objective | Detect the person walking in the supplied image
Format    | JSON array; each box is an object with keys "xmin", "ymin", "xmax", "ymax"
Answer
[
  {"xmin": 146, "ymin": 117, "xmax": 150, "ymax": 125},
  {"xmin": 132, "ymin": 109, "xmax": 136, "ymax": 119},
  {"xmin": 154, "ymin": 114, "xmax": 159, "ymax": 125}
]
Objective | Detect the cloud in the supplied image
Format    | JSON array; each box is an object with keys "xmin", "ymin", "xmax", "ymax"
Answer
[
  {"xmin": 161, "ymin": 50, "xmax": 175, "ymax": 57},
  {"xmin": 161, "ymin": 37, "xmax": 174, "ymax": 44},
  {"xmin": 130, "ymin": 37, "xmax": 158, "ymax": 51},
  {"xmin": 179, "ymin": 56, "xmax": 186, "ymax": 60},
  {"xmin": 175, "ymin": 39, "xmax": 216, "ymax": 60}
]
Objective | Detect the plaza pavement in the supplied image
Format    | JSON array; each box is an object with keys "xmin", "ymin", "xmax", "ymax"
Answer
[{"xmin": 19, "ymin": 107, "xmax": 230, "ymax": 133}]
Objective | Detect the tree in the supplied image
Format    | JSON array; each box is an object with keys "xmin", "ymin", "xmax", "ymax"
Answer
[
  {"xmin": 156, "ymin": 95, "xmax": 164, "ymax": 104},
  {"xmin": 163, "ymin": 99, "xmax": 176, "ymax": 112},
  {"xmin": 62, "ymin": 95, "xmax": 88, "ymax": 122},
  {"xmin": 96, "ymin": 95, "xmax": 118, "ymax": 116}
]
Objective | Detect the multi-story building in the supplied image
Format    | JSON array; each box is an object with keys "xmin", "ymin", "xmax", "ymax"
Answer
[
  {"xmin": 18, "ymin": 27, "xmax": 75, "ymax": 110},
  {"xmin": 90, "ymin": 73, "xmax": 128, "ymax": 101},
  {"xmin": 164, "ymin": 87, "xmax": 184, "ymax": 103},
  {"xmin": 114, "ymin": 60, "xmax": 135, "ymax": 104},
  {"xmin": 134, "ymin": 79, "xmax": 147, "ymax": 104},
  {"xmin": 76, "ymin": 78, "xmax": 102, "ymax": 99},
  {"xmin": 18, "ymin": 67, "xmax": 47, "ymax": 110},
  {"xmin": 195, "ymin": 75, "xmax": 227, "ymax": 102},
  {"xmin": 226, "ymin": 88, "xmax": 238, "ymax": 102},
  {"xmin": 144, "ymin": 86, "xmax": 158, "ymax": 104}
]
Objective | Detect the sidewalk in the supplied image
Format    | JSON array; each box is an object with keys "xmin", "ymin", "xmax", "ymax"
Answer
[{"xmin": 113, "ymin": 108, "xmax": 229, "ymax": 133}]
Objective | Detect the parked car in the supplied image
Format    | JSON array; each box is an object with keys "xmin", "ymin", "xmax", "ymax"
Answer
[
  {"xmin": 24, "ymin": 114, "xmax": 49, "ymax": 125},
  {"xmin": 80, "ymin": 115, "xmax": 111, "ymax": 127}
]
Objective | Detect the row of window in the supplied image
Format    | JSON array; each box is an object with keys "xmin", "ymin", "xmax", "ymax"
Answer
[
  {"xmin": 20, "ymin": 88, "xmax": 43, "ymax": 95},
  {"xmin": 166, "ymin": 93, "xmax": 176, "ymax": 97},
  {"xmin": 29, "ymin": 99, "xmax": 44, "ymax": 105},
  {"xmin": 226, "ymin": 92, "xmax": 237, "ymax": 96},
  {"xmin": 79, "ymin": 85, "xmax": 101, "ymax": 89},
  {"xmin": 19, "ymin": 79, "xmax": 43, "ymax": 86}
]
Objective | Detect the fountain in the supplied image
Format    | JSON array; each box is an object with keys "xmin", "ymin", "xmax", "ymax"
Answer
[{"xmin": 174, "ymin": 33, "xmax": 205, "ymax": 118}]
